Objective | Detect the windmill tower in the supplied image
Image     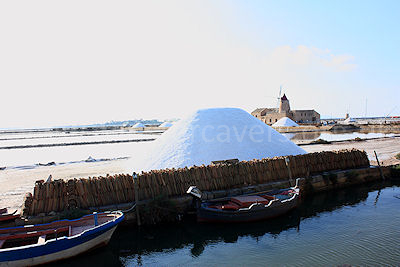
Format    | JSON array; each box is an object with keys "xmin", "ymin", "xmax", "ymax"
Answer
[{"xmin": 279, "ymin": 94, "xmax": 291, "ymax": 113}]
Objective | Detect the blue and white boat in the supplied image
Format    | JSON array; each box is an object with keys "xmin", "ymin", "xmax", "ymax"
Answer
[{"xmin": 0, "ymin": 211, "xmax": 124, "ymax": 266}]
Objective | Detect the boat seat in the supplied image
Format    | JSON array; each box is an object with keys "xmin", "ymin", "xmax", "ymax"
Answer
[
  {"xmin": 0, "ymin": 239, "xmax": 4, "ymax": 249},
  {"xmin": 0, "ymin": 226, "xmax": 69, "ymax": 241},
  {"xmin": 37, "ymin": 235, "xmax": 46, "ymax": 244},
  {"xmin": 231, "ymin": 196, "xmax": 269, "ymax": 208},
  {"xmin": 261, "ymin": 195, "xmax": 275, "ymax": 200}
]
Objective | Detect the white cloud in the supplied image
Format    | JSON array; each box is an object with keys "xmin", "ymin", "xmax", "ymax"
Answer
[{"xmin": 269, "ymin": 45, "xmax": 357, "ymax": 72}]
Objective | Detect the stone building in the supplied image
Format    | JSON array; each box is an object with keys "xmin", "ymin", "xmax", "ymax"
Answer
[{"xmin": 251, "ymin": 94, "xmax": 320, "ymax": 125}]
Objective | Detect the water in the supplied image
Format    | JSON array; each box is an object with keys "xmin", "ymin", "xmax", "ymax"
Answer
[
  {"xmin": 0, "ymin": 130, "xmax": 155, "ymax": 168},
  {"xmin": 283, "ymin": 131, "xmax": 395, "ymax": 144},
  {"xmin": 50, "ymin": 181, "xmax": 400, "ymax": 267}
]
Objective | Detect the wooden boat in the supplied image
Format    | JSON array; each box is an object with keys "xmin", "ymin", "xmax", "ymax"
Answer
[
  {"xmin": 0, "ymin": 209, "xmax": 19, "ymax": 223},
  {"xmin": 0, "ymin": 211, "xmax": 124, "ymax": 267},
  {"xmin": 187, "ymin": 180, "xmax": 300, "ymax": 223}
]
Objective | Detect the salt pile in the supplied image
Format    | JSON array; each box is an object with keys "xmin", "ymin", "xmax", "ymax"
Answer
[
  {"xmin": 159, "ymin": 121, "xmax": 173, "ymax": 127},
  {"xmin": 132, "ymin": 122, "xmax": 145, "ymax": 128},
  {"xmin": 272, "ymin": 117, "xmax": 299, "ymax": 127},
  {"xmin": 133, "ymin": 108, "xmax": 306, "ymax": 172},
  {"xmin": 344, "ymin": 117, "xmax": 356, "ymax": 124}
]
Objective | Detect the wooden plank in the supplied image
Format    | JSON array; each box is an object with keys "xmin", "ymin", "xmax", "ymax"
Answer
[{"xmin": 374, "ymin": 150, "xmax": 385, "ymax": 180}]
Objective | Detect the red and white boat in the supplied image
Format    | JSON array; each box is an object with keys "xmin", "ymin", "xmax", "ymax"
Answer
[
  {"xmin": 187, "ymin": 179, "xmax": 300, "ymax": 223},
  {"xmin": 0, "ymin": 209, "xmax": 19, "ymax": 223}
]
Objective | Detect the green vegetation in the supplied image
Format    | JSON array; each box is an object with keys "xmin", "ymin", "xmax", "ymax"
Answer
[
  {"xmin": 395, "ymin": 153, "xmax": 400, "ymax": 160},
  {"xmin": 312, "ymin": 139, "xmax": 331, "ymax": 144}
]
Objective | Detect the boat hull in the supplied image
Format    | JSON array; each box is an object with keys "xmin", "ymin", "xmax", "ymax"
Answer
[
  {"xmin": 197, "ymin": 195, "xmax": 299, "ymax": 223},
  {"xmin": 0, "ymin": 212, "xmax": 123, "ymax": 267}
]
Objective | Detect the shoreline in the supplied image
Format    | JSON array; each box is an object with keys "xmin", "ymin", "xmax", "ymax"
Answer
[
  {"xmin": 297, "ymin": 134, "xmax": 400, "ymax": 146},
  {"xmin": 301, "ymin": 136, "xmax": 400, "ymax": 166}
]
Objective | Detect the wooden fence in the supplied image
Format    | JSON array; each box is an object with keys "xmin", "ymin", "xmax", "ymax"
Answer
[{"xmin": 22, "ymin": 149, "xmax": 369, "ymax": 216}]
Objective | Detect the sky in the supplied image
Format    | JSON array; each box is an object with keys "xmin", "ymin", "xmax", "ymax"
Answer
[{"xmin": 0, "ymin": 0, "xmax": 399, "ymax": 129}]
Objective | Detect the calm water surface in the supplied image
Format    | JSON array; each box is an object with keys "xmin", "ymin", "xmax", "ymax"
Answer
[
  {"xmin": 283, "ymin": 131, "xmax": 395, "ymax": 143},
  {"xmin": 51, "ymin": 181, "xmax": 400, "ymax": 267}
]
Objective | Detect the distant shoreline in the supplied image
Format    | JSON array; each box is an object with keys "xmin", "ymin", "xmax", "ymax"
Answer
[{"xmin": 297, "ymin": 134, "xmax": 400, "ymax": 146}]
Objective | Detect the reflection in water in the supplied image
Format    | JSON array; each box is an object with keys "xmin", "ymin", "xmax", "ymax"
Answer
[
  {"xmin": 49, "ymin": 180, "xmax": 400, "ymax": 266},
  {"xmin": 288, "ymin": 132, "xmax": 321, "ymax": 141}
]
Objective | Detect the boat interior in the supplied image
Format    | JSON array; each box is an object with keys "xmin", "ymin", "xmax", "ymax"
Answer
[
  {"xmin": 207, "ymin": 189, "xmax": 297, "ymax": 211},
  {"xmin": 0, "ymin": 208, "xmax": 20, "ymax": 223},
  {"xmin": 0, "ymin": 212, "xmax": 118, "ymax": 250}
]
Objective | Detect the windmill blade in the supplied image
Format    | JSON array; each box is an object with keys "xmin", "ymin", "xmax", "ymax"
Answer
[{"xmin": 277, "ymin": 85, "xmax": 283, "ymax": 109}]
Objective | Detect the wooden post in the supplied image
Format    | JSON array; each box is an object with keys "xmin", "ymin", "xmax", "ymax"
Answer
[
  {"xmin": 374, "ymin": 150, "xmax": 385, "ymax": 180},
  {"xmin": 285, "ymin": 157, "xmax": 293, "ymax": 186},
  {"xmin": 133, "ymin": 172, "xmax": 141, "ymax": 226}
]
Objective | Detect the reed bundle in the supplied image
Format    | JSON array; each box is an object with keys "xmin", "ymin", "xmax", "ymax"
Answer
[{"xmin": 23, "ymin": 149, "xmax": 369, "ymax": 216}]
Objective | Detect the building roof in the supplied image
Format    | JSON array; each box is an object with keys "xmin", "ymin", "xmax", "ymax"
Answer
[
  {"xmin": 281, "ymin": 94, "xmax": 288, "ymax": 101},
  {"xmin": 292, "ymin": 109, "xmax": 320, "ymax": 115},
  {"xmin": 251, "ymin": 108, "xmax": 267, "ymax": 115},
  {"xmin": 251, "ymin": 108, "xmax": 278, "ymax": 115}
]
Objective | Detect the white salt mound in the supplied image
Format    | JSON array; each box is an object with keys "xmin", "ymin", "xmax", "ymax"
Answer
[
  {"xmin": 133, "ymin": 108, "xmax": 306, "ymax": 172},
  {"xmin": 272, "ymin": 117, "xmax": 299, "ymax": 127},
  {"xmin": 344, "ymin": 117, "xmax": 356, "ymax": 124},
  {"xmin": 132, "ymin": 122, "xmax": 145, "ymax": 128},
  {"xmin": 159, "ymin": 121, "xmax": 173, "ymax": 127}
]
